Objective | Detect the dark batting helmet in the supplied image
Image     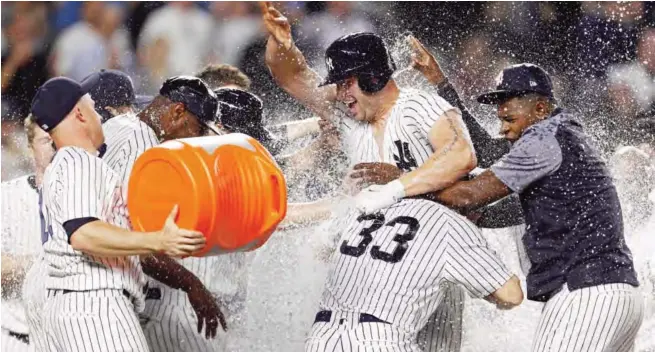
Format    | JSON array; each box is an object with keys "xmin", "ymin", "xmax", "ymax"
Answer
[{"xmin": 319, "ymin": 32, "xmax": 396, "ymax": 94}]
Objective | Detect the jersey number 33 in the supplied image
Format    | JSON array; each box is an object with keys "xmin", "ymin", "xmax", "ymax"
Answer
[{"xmin": 340, "ymin": 213, "xmax": 420, "ymax": 264}]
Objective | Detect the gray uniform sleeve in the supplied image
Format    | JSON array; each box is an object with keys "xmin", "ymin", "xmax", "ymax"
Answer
[{"xmin": 490, "ymin": 126, "xmax": 563, "ymax": 193}]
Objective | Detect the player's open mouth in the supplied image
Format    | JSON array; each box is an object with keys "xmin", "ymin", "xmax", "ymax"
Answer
[{"xmin": 346, "ymin": 100, "xmax": 358, "ymax": 114}]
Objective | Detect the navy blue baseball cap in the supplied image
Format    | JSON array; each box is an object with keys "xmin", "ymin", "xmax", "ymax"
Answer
[
  {"xmin": 30, "ymin": 75, "xmax": 100, "ymax": 132},
  {"xmin": 477, "ymin": 63, "xmax": 555, "ymax": 104},
  {"xmin": 160, "ymin": 76, "xmax": 217, "ymax": 123},
  {"xmin": 87, "ymin": 69, "xmax": 153, "ymax": 122}
]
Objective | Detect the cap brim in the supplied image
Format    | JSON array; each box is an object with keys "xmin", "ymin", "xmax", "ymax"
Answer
[
  {"xmin": 80, "ymin": 72, "xmax": 101, "ymax": 94},
  {"xmin": 318, "ymin": 73, "xmax": 348, "ymax": 87},
  {"xmin": 134, "ymin": 95, "xmax": 154, "ymax": 110},
  {"xmin": 476, "ymin": 90, "xmax": 516, "ymax": 105}
]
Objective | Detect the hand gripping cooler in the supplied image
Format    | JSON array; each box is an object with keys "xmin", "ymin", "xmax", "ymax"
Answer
[{"xmin": 127, "ymin": 133, "xmax": 287, "ymax": 256}]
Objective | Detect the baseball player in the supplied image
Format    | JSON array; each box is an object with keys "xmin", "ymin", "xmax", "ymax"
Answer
[
  {"xmin": 261, "ymin": 2, "xmax": 477, "ymax": 213},
  {"xmin": 434, "ymin": 64, "xmax": 644, "ymax": 352},
  {"xmin": 305, "ymin": 198, "xmax": 523, "ymax": 351},
  {"xmin": 261, "ymin": 4, "xmax": 482, "ymax": 351},
  {"xmin": 30, "ymin": 75, "xmax": 207, "ymax": 352},
  {"xmin": 87, "ymin": 71, "xmax": 231, "ymax": 352},
  {"xmin": 1, "ymin": 115, "xmax": 55, "ymax": 352}
]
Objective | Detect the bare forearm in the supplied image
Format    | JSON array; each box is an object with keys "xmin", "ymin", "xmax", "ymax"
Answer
[
  {"xmin": 273, "ymin": 118, "xmax": 320, "ymax": 141},
  {"xmin": 280, "ymin": 197, "xmax": 345, "ymax": 228},
  {"xmin": 399, "ymin": 144, "xmax": 476, "ymax": 197},
  {"xmin": 141, "ymin": 254, "xmax": 202, "ymax": 292},
  {"xmin": 437, "ymin": 82, "xmax": 510, "ymax": 167},
  {"xmin": 265, "ymin": 36, "xmax": 306, "ymax": 76},
  {"xmin": 71, "ymin": 221, "xmax": 160, "ymax": 257}
]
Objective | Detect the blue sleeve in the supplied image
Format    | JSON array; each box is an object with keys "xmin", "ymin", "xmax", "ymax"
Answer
[{"xmin": 490, "ymin": 126, "xmax": 563, "ymax": 193}]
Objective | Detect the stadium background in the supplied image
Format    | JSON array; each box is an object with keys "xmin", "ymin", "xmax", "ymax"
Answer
[{"xmin": 1, "ymin": 2, "xmax": 654, "ymax": 351}]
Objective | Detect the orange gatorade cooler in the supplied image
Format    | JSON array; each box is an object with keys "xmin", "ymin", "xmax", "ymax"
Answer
[{"xmin": 127, "ymin": 133, "xmax": 287, "ymax": 256}]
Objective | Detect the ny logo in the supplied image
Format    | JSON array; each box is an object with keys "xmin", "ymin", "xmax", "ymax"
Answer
[
  {"xmin": 326, "ymin": 57, "xmax": 334, "ymax": 72},
  {"xmin": 392, "ymin": 140, "xmax": 418, "ymax": 172}
]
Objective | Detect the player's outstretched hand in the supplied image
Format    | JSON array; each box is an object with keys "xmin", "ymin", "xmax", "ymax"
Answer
[
  {"xmin": 259, "ymin": 1, "xmax": 292, "ymax": 49},
  {"xmin": 354, "ymin": 180, "xmax": 406, "ymax": 214},
  {"xmin": 187, "ymin": 282, "xmax": 228, "ymax": 338},
  {"xmin": 350, "ymin": 162, "xmax": 403, "ymax": 191},
  {"xmin": 408, "ymin": 35, "xmax": 446, "ymax": 85},
  {"xmin": 157, "ymin": 205, "xmax": 206, "ymax": 257}
]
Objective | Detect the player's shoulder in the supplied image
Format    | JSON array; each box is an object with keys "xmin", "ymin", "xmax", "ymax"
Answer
[
  {"xmin": 393, "ymin": 198, "xmax": 478, "ymax": 231},
  {"xmin": 1, "ymin": 174, "xmax": 36, "ymax": 193},
  {"xmin": 103, "ymin": 112, "xmax": 150, "ymax": 134},
  {"xmin": 103, "ymin": 113, "xmax": 158, "ymax": 143},
  {"xmin": 49, "ymin": 146, "xmax": 111, "ymax": 174},
  {"xmin": 398, "ymin": 88, "xmax": 453, "ymax": 119}
]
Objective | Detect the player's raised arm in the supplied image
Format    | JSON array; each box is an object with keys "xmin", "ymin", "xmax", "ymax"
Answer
[
  {"xmin": 409, "ymin": 35, "xmax": 510, "ymax": 167},
  {"xmin": 260, "ymin": 1, "xmax": 337, "ymax": 119}
]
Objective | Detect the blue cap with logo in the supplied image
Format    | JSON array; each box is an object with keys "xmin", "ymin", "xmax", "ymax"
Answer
[
  {"xmin": 30, "ymin": 74, "xmax": 100, "ymax": 132},
  {"xmin": 477, "ymin": 63, "xmax": 555, "ymax": 105}
]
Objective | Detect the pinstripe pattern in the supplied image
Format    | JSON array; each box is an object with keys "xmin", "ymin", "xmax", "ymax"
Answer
[
  {"xmin": 42, "ymin": 290, "xmax": 150, "ymax": 352},
  {"xmin": 416, "ymin": 284, "xmax": 465, "ymax": 352},
  {"xmin": 310, "ymin": 199, "xmax": 512, "ymax": 350},
  {"xmin": 41, "ymin": 146, "xmax": 146, "ymax": 311},
  {"xmin": 102, "ymin": 113, "xmax": 160, "ymax": 195},
  {"xmin": 1, "ymin": 175, "xmax": 43, "ymax": 339},
  {"xmin": 305, "ymin": 311, "xmax": 422, "ymax": 352},
  {"xmin": 332, "ymin": 90, "xmax": 471, "ymax": 351},
  {"xmin": 100, "ymin": 113, "xmax": 246, "ymax": 350},
  {"xmin": 531, "ymin": 283, "xmax": 644, "ymax": 352},
  {"xmin": 335, "ymin": 89, "xmax": 455, "ymax": 168},
  {"xmin": 142, "ymin": 300, "xmax": 226, "ymax": 352},
  {"xmin": 22, "ymin": 255, "xmax": 49, "ymax": 352},
  {"xmin": 1, "ymin": 328, "xmax": 30, "ymax": 352}
]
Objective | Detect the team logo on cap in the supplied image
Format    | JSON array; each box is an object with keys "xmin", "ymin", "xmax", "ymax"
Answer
[
  {"xmin": 326, "ymin": 57, "xmax": 334, "ymax": 72},
  {"xmin": 494, "ymin": 71, "xmax": 504, "ymax": 87}
]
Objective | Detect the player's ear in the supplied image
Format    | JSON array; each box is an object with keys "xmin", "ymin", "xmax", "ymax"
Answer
[{"xmin": 172, "ymin": 103, "xmax": 186, "ymax": 122}]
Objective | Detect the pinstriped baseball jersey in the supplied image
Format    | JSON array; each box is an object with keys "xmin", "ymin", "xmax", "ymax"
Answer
[
  {"xmin": 102, "ymin": 112, "xmax": 160, "ymax": 195},
  {"xmin": 1, "ymin": 175, "xmax": 42, "ymax": 336},
  {"xmin": 101, "ymin": 113, "xmax": 249, "ymax": 306},
  {"xmin": 41, "ymin": 146, "xmax": 147, "ymax": 311},
  {"xmin": 320, "ymin": 198, "xmax": 512, "ymax": 336},
  {"xmin": 334, "ymin": 89, "xmax": 460, "ymax": 170}
]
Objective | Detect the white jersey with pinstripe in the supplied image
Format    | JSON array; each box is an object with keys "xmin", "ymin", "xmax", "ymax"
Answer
[
  {"xmin": 305, "ymin": 199, "xmax": 512, "ymax": 351},
  {"xmin": 40, "ymin": 145, "xmax": 149, "ymax": 351},
  {"xmin": 102, "ymin": 113, "xmax": 239, "ymax": 351},
  {"xmin": 1, "ymin": 175, "xmax": 42, "ymax": 351},
  {"xmin": 333, "ymin": 88, "xmax": 469, "ymax": 352},
  {"xmin": 334, "ymin": 88, "xmax": 461, "ymax": 170}
]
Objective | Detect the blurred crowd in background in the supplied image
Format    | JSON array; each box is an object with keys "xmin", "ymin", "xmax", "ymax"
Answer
[{"xmin": 2, "ymin": 2, "xmax": 654, "ymax": 196}]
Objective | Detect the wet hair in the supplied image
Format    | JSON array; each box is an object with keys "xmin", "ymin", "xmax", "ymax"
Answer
[{"xmin": 196, "ymin": 64, "xmax": 252, "ymax": 90}]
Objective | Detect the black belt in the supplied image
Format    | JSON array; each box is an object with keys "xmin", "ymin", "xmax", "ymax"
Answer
[
  {"xmin": 8, "ymin": 331, "xmax": 29, "ymax": 344},
  {"xmin": 314, "ymin": 310, "xmax": 390, "ymax": 324},
  {"xmin": 61, "ymin": 289, "xmax": 132, "ymax": 301}
]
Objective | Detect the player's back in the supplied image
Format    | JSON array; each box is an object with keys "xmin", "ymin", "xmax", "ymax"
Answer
[
  {"xmin": 320, "ymin": 198, "xmax": 511, "ymax": 336},
  {"xmin": 102, "ymin": 112, "xmax": 160, "ymax": 186}
]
